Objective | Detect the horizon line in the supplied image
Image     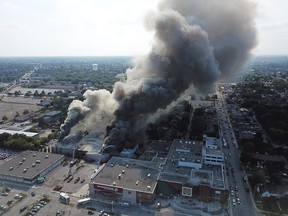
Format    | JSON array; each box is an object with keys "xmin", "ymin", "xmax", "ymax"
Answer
[{"xmin": 0, "ymin": 54, "xmax": 288, "ymax": 58}]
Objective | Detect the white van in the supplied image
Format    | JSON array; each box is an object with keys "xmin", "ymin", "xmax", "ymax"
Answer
[{"xmin": 120, "ymin": 202, "xmax": 130, "ymax": 207}]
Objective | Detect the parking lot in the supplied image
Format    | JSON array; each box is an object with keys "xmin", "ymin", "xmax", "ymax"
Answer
[
  {"xmin": 44, "ymin": 160, "xmax": 95, "ymax": 195},
  {"xmin": 0, "ymin": 156, "xmax": 99, "ymax": 216}
]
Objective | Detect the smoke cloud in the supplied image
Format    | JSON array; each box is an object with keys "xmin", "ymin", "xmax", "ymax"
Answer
[
  {"xmin": 60, "ymin": 0, "xmax": 257, "ymax": 150},
  {"xmin": 59, "ymin": 89, "xmax": 118, "ymax": 141}
]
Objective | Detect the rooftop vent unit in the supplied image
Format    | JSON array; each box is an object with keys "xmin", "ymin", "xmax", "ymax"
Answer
[
  {"xmin": 33, "ymin": 153, "xmax": 36, "ymax": 157},
  {"xmin": 19, "ymin": 161, "xmax": 23, "ymax": 165},
  {"xmin": 36, "ymin": 160, "xmax": 41, "ymax": 164},
  {"xmin": 32, "ymin": 163, "xmax": 36, "ymax": 167},
  {"xmin": 113, "ymin": 182, "xmax": 116, "ymax": 186},
  {"xmin": 126, "ymin": 164, "xmax": 129, "ymax": 168},
  {"xmin": 122, "ymin": 170, "xmax": 125, "ymax": 174},
  {"xmin": 9, "ymin": 167, "xmax": 13, "ymax": 171},
  {"xmin": 45, "ymin": 155, "xmax": 48, "ymax": 159},
  {"xmin": 118, "ymin": 174, "xmax": 122, "ymax": 180},
  {"xmin": 23, "ymin": 169, "xmax": 27, "ymax": 173},
  {"xmin": 22, "ymin": 158, "xmax": 26, "ymax": 162},
  {"xmin": 147, "ymin": 186, "xmax": 151, "ymax": 190},
  {"xmin": 136, "ymin": 180, "xmax": 139, "ymax": 185},
  {"xmin": 147, "ymin": 174, "xmax": 151, "ymax": 178}
]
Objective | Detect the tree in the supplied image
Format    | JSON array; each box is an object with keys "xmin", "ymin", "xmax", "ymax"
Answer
[
  {"xmin": 40, "ymin": 90, "xmax": 46, "ymax": 97},
  {"xmin": 33, "ymin": 90, "xmax": 39, "ymax": 97},
  {"xmin": 251, "ymin": 172, "xmax": 265, "ymax": 186},
  {"xmin": 25, "ymin": 90, "xmax": 32, "ymax": 97},
  {"xmin": 14, "ymin": 90, "xmax": 21, "ymax": 96},
  {"xmin": 243, "ymin": 142, "xmax": 255, "ymax": 153},
  {"xmin": 23, "ymin": 109, "xmax": 30, "ymax": 115},
  {"xmin": 240, "ymin": 151, "xmax": 252, "ymax": 165},
  {"xmin": 2, "ymin": 115, "xmax": 8, "ymax": 122}
]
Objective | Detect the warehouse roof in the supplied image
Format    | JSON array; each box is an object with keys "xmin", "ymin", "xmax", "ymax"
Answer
[
  {"xmin": 92, "ymin": 157, "xmax": 159, "ymax": 194},
  {"xmin": 0, "ymin": 150, "xmax": 64, "ymax": 180},
  {"xmin": 0, "ymin": 129, "xmax": 38, "ymax": 138}
]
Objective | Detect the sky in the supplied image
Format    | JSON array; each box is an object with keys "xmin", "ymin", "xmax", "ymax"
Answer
[{"xmin": 0, "ymin": 0, "xmax": 287, "ymax": 57}]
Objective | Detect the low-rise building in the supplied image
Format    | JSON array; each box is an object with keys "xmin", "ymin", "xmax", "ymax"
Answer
[
  {"xmin": 0, "ymin": 129, "xmax": 39, "ymax": 138},
  {"xmin": 89, "ymin": 157, "xmax": 160, "ymax": 204},
  {"xmin": 157, "ymin": 138, "xmax": 226, "ymax": 201},
  {"xmin": 0, "ymin": 150, "xmax": 64, "ymax": 184},
  {"xmin": 203, "ymin": 136, "xmax": 224, "ymax": 166},
  {"xmin": 42, "ymin": 111, "xmax": 62, "ymax": 123},
  {"xmin": 259, "ymin": 185, "xmax": 288, "ymax": 198}
]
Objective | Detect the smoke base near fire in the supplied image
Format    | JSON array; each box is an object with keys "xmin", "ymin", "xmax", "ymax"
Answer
[{"xmin": 59, "ymin": 0, "xmax": 257, "ymax": 151}]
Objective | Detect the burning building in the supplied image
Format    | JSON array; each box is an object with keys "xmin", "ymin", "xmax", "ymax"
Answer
[{"xmin": 59, "ymin": 0, "xmax": 257, "ymax": 153}]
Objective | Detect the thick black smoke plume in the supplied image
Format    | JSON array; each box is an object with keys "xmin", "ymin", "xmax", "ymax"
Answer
[{"xmin": 60, "ymin": 0, "xmax": 257, "ymax": 150}]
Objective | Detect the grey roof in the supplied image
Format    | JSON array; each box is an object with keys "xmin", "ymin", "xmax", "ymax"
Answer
[
  {"xmin": 160, "ymin": 139, "xmax": 225, "ymax": 190},
  {"xmin": 92, "ymin": 157, "xmax": 159, "ymax": 194},
  {"xmin": 0, "ymin": 129, "xmax": 38, "ymax": 138},
  {"xmin": 167, "ymin": 140, "xmax": 203, "ymax": 164},
  {"xmin": 43, "ymin": 111, "xmax": 62, "ymax": 117},
  {"xmin": 0, "ymin": 150, "xmax": 64, "ymax": 180}
]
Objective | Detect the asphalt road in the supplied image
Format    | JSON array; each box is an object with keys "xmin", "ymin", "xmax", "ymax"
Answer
[{"xmin": 216, "ymin": 89, "xmax": 260, "ymax": 216}]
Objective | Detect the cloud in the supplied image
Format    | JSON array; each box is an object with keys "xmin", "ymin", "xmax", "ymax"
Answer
[
  {"xmin": 2, "ymin": 23, "xmax": 22, "ymax": 30},
  {"xmin": 0, "ymin": 2, "xmax": 19, "ymax": 12},
  {"xmin": 258, "ymin": 20, "xmax": 288, "ymax": 31}
]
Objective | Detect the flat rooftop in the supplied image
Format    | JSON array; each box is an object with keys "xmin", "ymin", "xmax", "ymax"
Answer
[
  {"xmin": 160, "ymin": 139, "xmax": 225, "ymax": 189},
  {"xmin": 206, "ymin": 148, "xmax": 222, "ymax": 156},
  {"xmin": 205, "ymin": 136, "xmax": 221, "ymax": 149},
  {"xmin": 91, "ymin": 157, "xmax": 160, "ymax": 193},
  {"xmin": 0, "ymin": 129, "xmax": 38, "ymax": 138},
  {"xmin": 191, "ymin": 164, "xmax": 225, "ymax": 189},
  {"xmin": 167, "ymin": 140, "xmax": 203, "ymax": 164},
  {"xmin": 140, "ymin": 140, "xmax": 172, "ymax": 161},
  {"xmin": 0, "ymin": 150, "xmax": 64, "ymax": 180}
]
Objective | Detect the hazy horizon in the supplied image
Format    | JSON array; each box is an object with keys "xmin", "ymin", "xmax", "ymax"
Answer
[{"xmin": 0, "ymin": 0, "xmax": 288, "ymax": 57}]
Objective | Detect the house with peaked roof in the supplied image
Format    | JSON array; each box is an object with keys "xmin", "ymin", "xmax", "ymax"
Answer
[{"xmin": 259, "ymin": 185, "xmax": 288, "ymax": 198}]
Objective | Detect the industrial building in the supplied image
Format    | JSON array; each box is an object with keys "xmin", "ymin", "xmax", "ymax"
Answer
[
  {"xmin": 202, "ymin": 135, "xmax": 224, "ymax": 166},
  {"xmin": 42, "ymin": 111, "xmax": 62, "ymax": 123},
  {"xmin": 156, "ymin": 138, "xmax": 226, "ymax": 201},
  {"xmin": 89, "ymin": 137, "xmax": 226, "ymax": 203},
  {"xmin": 0, "ymin": 150, "xmax": 64, "ymax": 184},
  {"xmin": 89, "ymin": 157, "xmax": 160, "ymax": 204}
]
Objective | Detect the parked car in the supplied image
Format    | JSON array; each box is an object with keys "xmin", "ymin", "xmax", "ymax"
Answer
[
  {"xmin": 0, "ymin": 205, "xmax": 7, "ymax": 210},
  {"xmin": 67, "ymin": 176, "xmax": 73, "ymax": 183},
  {"xmin": 14, "ymin": 194, "xmax": 22, "ymax": 199},
  {"xmin": 74, "ymin": 177, "xmax": 80, "ymax": 183},
  {"xmin": 88, "ymin": 210, "xmax": 94, "ymax": 215}
]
